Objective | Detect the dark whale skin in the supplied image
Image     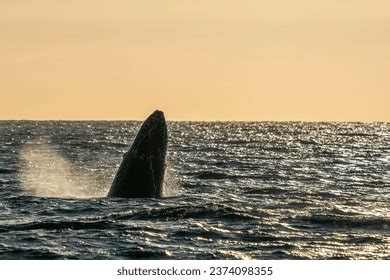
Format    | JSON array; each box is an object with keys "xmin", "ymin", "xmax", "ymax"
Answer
[{"xmin": 108, "ymin": 110, "xmax": 167, "ymax": 198}]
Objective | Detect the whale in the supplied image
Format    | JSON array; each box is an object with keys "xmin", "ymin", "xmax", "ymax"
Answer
[{"xmin": 107, "ymin": 110, "xmax": 167, "ymax": 198}]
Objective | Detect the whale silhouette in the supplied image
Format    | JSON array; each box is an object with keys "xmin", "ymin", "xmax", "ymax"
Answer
[{"xmin": 107, "ymin": 110, "xmax": 167, "ymax": 198}]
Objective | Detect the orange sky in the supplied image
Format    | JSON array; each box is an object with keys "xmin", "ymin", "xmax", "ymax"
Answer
[{"xmin": 1, "ymin": 1, "xmax": 389, "ymax": 121}]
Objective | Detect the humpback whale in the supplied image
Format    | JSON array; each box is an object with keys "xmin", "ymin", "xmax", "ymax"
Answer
[{"xmin": 108, "ymin": 110, "xmax": 167, "ymax": 198}]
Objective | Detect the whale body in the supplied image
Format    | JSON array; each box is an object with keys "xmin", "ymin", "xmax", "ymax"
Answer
[{"xmin": 107, "ymin": 110, "xmax": 167, "ymax": 198}]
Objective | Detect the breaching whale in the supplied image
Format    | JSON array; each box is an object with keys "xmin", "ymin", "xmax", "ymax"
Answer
[{"xmin": 107, "ymin": 110, "xmax": 167, "ymax": 198}]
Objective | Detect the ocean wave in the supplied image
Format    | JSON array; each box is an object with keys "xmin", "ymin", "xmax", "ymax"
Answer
[
  {"xmin": 117, "ymin": 247, "xmax": 172, "ymax": 260},
  {"xmin": 171, "ymin": 229, "xmax": 230, "ymax": 240},
  {"xmin": 346, "ymin": 236, "xmax": 384, "ymax": 244},
  {"xmin": 131, "ymin": 204, "xmax": 259, "ymax": 221},
  {"xmin": 187, "ymin": 171, "xmax": 240, "ymax": 180},
  {"xmin": 0, "ymin": 168, "xmax": 16, "ymax": 174},
  {"xmin": 0, "ymin": 248, "xmax": 65, "ymax": 260},
  {"xmin": 0, "ymin": 220, "xmax": 119, "ymax": 232},
  {"xmin": 245, "ymin": 187, "xmax": 290, "ymax": 195},
  {"xmin": 296, "ymin": 214, "xmax": 390, "ymax": 229},
  {"xmin": 337, "ymin": 133, "xmax": 377, "ymax": 137}
]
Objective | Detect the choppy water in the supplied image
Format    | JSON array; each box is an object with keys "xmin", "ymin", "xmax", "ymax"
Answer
[{"xmin": 0, "ymin": 121, "xmax": 388, "ymax": 259}]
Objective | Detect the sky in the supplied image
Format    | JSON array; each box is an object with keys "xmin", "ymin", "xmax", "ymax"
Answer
[{"xmin": 1, "ymin": 0, "xmax": 389, "ymax": 121}]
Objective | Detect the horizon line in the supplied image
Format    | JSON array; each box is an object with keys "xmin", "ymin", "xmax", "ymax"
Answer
[{"xmin": 0, "ymin": 118, "xmax": 388, "ymax": 123}]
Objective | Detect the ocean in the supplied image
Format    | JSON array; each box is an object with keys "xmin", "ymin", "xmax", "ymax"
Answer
[{"xmin": 0, "ymin": 121, "xmax": 388, "ymax": 259}]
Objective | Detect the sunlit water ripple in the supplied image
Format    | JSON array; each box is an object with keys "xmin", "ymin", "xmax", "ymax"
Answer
[{"xmin": 0, "ymin": 121, "xmax": 389, "ymax": 259}]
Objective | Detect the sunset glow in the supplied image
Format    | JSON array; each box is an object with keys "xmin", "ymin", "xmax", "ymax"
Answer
[{"xmin": 1, "ymin": 1, "xmax": 389, "ymax": 121}]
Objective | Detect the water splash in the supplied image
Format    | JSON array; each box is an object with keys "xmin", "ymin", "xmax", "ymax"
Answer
[
  {"xmin": 19, "ymin": 142, "xmax": 106, "ymax": 198},
  {"xmin": 163, "ymin": 160, "xmax": 183, "ymax": 197}
]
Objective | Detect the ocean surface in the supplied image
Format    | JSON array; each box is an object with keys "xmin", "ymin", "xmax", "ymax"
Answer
[{"xmin": 0, "ymin": 121, "xmax": 388, "ymax": 260}]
